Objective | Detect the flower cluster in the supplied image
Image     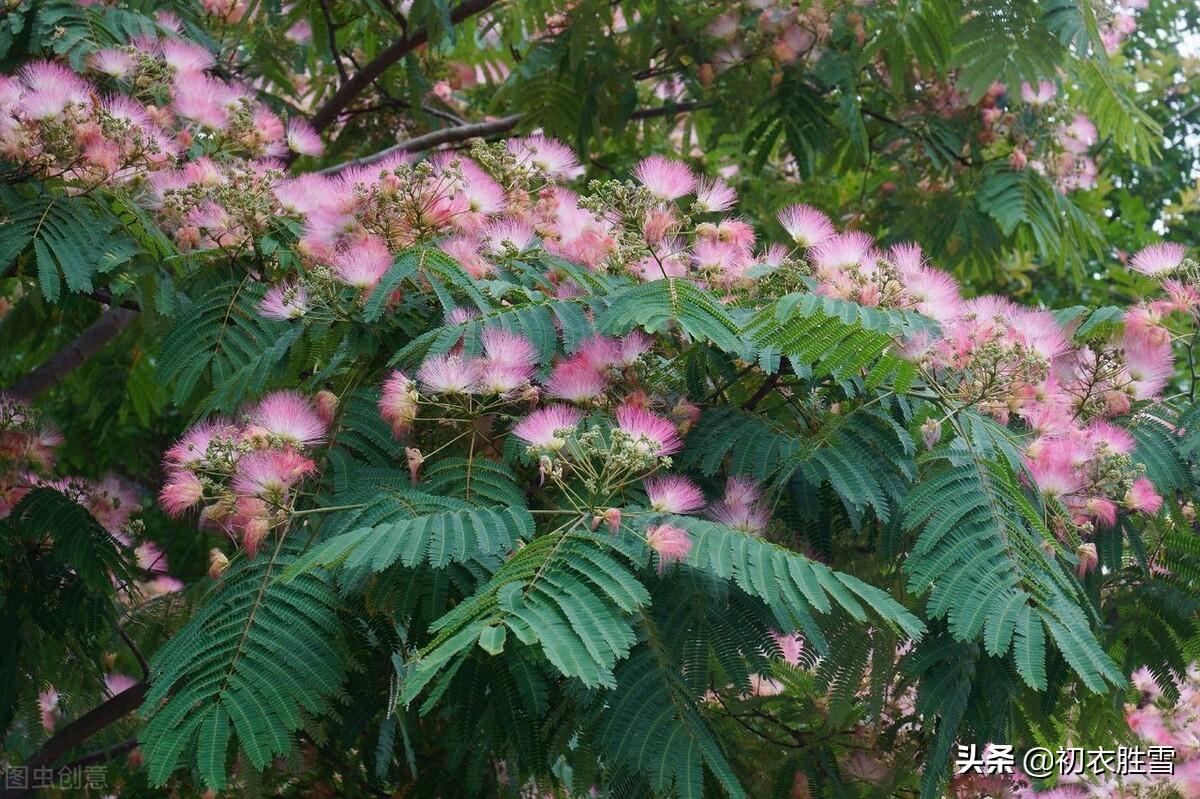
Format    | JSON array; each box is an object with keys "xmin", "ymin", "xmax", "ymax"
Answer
[
  {"xmin": 0, "ymin": 393, "xmax": 179, "ymax": 606},
  {"xmin": 159, "ymin": 391, "xmax": 327, "ymax": 555}
]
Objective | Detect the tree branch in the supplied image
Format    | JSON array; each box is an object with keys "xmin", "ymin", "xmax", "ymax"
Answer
[
  {"xmin": 306, "ymin": 0, "xmax": 502, "ymax": 135},
  {"xmin": 6, "ymin": 307, "xmax": 137, "ymax": 401},
  {"xmin": 318, "ymin": 114, "xmax": 523, "ymax": 174},
  {"xmin": 318, "ymin": 101, "xmax": 705, "ymax": 175},
  {"xmin": 0, "ymin": 682, "xmax": 147, "ymax": 799}
]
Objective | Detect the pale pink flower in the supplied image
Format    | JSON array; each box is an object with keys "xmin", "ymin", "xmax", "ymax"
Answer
[
  {"xmin": 172, "ymin": 72, "xmax": 242, "ymax": 129},
  {"xmin": 104, "ymin": 672, "xmax": 138, "ymax": 697},
  {"xmin": 165, "ymin": 418, "xmax": 236, "ymax": 465},
  {"xmin": 1122, "ymin": 337, "xmax": 1173, "ymax": 400},
  {"xmin": 481, "ymin": 328, "xmax": 537, "ymax": 375},
  {"xmin": 644, "ymin": 474, "xmax": 705, "ymax": 514},
  {"xmin": 1126, "ymin": 477, "xmax": 1163, "ymax": 515},
  {"xmin": 159, "ymin": 468, "xmax": 204, "ymax": 516},
  {"xmin": 615, "ymin": 405, "xmax": 682, "ymax": 456},
  {"xmin": 708, "ymin": 476, "xmax": 771, "ymax": 533},
  {"xmin": 633, "ymin": 155, "xmax": 697, "ymax": 201},
  {"xmin": 1086, "ymin": 420, "xmax": 1134, "ymax": 455},
  {"xmin": 645, "ymin": 522, "xmax": 692, "ymax": 571},
  {"xmin": 482, "ymin": 219, "xmax": 536, "ymax": 254},
  {"xmin": 38, "ymin": 689, "xmax": 60, "ymax": 733},
  {"xmin": 417, "ymin": 353, "xmax": 480, "ymax": 394},
  {"xmin": 809, "ymin": 231, "xmax": 877, "ymax": 272},
  {"xmin": 17, "ymin": 61, "xmax": 91, "ymax": 119},
  {"xmin": 333, "ymin": 236, "xmax": 392, "ymax": 289},
  {"xmin": 248, "ymin": 391, "xmax": 327, "ymax": 446},
  {"xmin": 232, "ymin": 449, "xmax": 315, "ymax": 497},
  {"xmin": 507, "ymin": 135, "xmax": 581, "ymax": 179},
  {"xmin": 260, "ymin": 283, "xmax": 309, "ymax": 320},
  {"xmin": 89, "ymin": 48, "xmax": 136, "ymax": 78},
  {"xmin": 135, "ymin": 541, "xmax": 169, "ymax": 574},
  {"xmin": 777, "ymin": 204, "xmax": 834, "ymax": 248},
  {"xmin": 286, "ymin": 118, "xmax": 323, "ymax": 156},
  {"xmin": 379, "ymin": 370, "xmax": 418, "ymax": 436},
  {"xmin": 512, "ymin": 404, "xmax": 584, "ymax": 450},
  {"xmin": 546, "ymin": 357, "xmax": 607, "ymax": 403},
  {"xmin": 1129, "ymin": 243, "xmax": 1187, "ymax": 276},
  {"xmin": 161, "ymin": 39, "xmax": 215, "ymax": 73},
  {"xmin": 1075, "ymin": 542, "xmax": 1099, "ymax": 577},
  {"xmin": 285, "ymin": 19, "xmax": 313, "ymax": 44},
  {"xmin": 770, "ymin": 630, "xmax": 804, "ymax": 667},
  {"xmin": 1020, "ymin": 80, "xmax": 1057, "ymax": 106},
  {"xmin": 1059, "ymin": 113, "xmax": 1098, "ymax": 154},
  {"xmin": 1131, "ymin": 666, "xmax": 1162, "ymax": 698},
  {"xmin": 576, "ymin": 336, "xmax": 623, "ymax": 371},
  {"xmin": 617, "ymin": 331, "xmax": 652, "ymax": 366},
  {"xmin": 694, "ymin": 178, "xmax": 737, "ymax": 212}
]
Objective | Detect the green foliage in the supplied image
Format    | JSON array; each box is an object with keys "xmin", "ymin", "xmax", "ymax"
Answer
[
  {"xmin": 902, "ymin": 439, "xmax": 1123, "ymax": 693},
  {"xmin": 139, "ymin": 541, "xmax": 345, "ymax": 790},
  {"xmin": 158, "ymin": 280, "xmax": 303, "ymax": 411},
  {"xmin": 0, "ymin": 191, "xmax": 141, "ymax": 302}
]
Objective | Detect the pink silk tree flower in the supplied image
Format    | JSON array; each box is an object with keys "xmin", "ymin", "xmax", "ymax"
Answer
[
  {"xmin": 546, "ymin": 357, "xmax": 607, "ymax": 403},
  {"xmin": 633, "ymin": 155, "xmax": 697, "ymax": 201},
  {"xmin": 644, "ymin": 474, "xmax": 705, "ymax": 514},
  {"xmin": 1129, "ymin": 243, "xmax": 1187, "ymax": 277},
  {"xmin": 379, "ymin": 370, "xmax": 419, "ymax": 436},
  {"xmin": 777, "ymin": 204, "xmax": 834, "ymax": 248},
  {"xmin": 512, "ymin": 404, "xmax": 584, "ymax": 451},
  {"xmin": 615, "ymin": 405, "xmax": 682, "ymax": 456},
  {"xmin": 333, "ymin": 236, "xmax": 393, "ymax": 289},
  {"xmin": 645, "ymin": 522, "xmax": 692, "ymax": 572},
  {"xmin": 417, "ymin": 353, "xmax": 480, "ymax": 395},
  {"xmin": 247, "ymin": 391, "xmax": 327, "ymax": 446}
]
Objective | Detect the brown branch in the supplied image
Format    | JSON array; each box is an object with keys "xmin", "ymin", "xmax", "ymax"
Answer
[
  {"xmin": 317, "ymin": 101, "xmax": 706, "ymax": 175},
  {"xmin": 306, "ymin": 0, "xmax": 502, "ymax": 135},
  {"xmin": 6, "ymin": 306, "xmax": 137, "ymax": 401},
  {"xmin": 318, "ymin": 114, "xmax": 523, "ymax": 174},
  {"xmin": 0, "ymin": 682, "xmax": 147, "ymax": 799}
]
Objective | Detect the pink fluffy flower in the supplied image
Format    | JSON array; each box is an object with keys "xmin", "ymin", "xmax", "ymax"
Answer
[
  {"xmin": 89, "ymin": 48, "xmax": 136, "ymax": 78},
  {"xmin": 482, "ymin": 219, "xmax": 536, "ymax": 254},
  {"xmin": 810, "ymin": 231, "xmax": 877, "ymax": 273},
  {"xmin": 248, "ymin": 391, "xmax": 327, "ymax": 446},
  {"xmin": 161, "ymin": 39, "xmax": 215, "ymax": 73},
  {"xmin": 286, "ymin": 118, "xmax": 323, "ymax": 156},
  {"xmin": 645, "ymin": 522, "xmax": 692, "ymax": 571},
  {"xmin": 333, "ymin": 236, "xmax": 393, "ymax": 289},
  {"xmin": 1122, "ymin": 336, "xmax": 1173, "ymax": 400},
  {"xmin": 507, "ymin": 135, "xmax": 581, "ymax": 179},
  {"xmin": 165, "ymin": 418, "xmax": 236, "ymax": 465},
  {"xmin": 1020, "ymin": 80, "xmax": 1057, "ymax": 106},
  {"xmin": 104, "ymin": 673, "xmax": 138, "ymax": 697},
  {"xmin": 615, "ymin": 405, "xmax": 682, "ymax": 456},
  {"xmin": 694, "ymin": 178, "xmax": 737, "ymax": 212},
  {"xmin": 17, "ymin": 61, "xmax": 91, "ymax": 119},
  {"xmin": 1129, "ymin": 243, "xmax": 1187, "ymax": 277},
  {"xmin": 512, "ymin": 404, "xmax": 584, "ymax": 450},
  {"xmin": 633, "ymin": 155, "xmax": 697, "ymax": 201},
  {"xmin": 707, "ymin": 476, "xmax": 771, "ymax": 533},
  {"xmin": 417, "ymin": 353, "xmax": 480, "ymax": 395},
  {"xmin": 260, "ymin": 282, "xmax": 309, "ymax": 320},
  {"xmin": 1059, "ymin": 113, "xmax": 1098, "ymax": 154},
  {"xmin": 159, "ymin": 469, "xmax": 204, "ymax": 516},
  {"xmin": 1126, "ymin": 476, "xmax": 1163, "ymax": 515},
  {"xmin": 644, "ymin": 474, "xmax": 705, "ymax": 514},
  {"xmin": 481, "ymin": 328, "xmax": 536, "ymax": 378},
  {"xmin": 546, "ymin": 357, "xmax": 607, "ymax": 403},
  {"xmin": 379, "ymin": 370, "xmax": 418, "ymax": 435},
  {"xmin": 777, "ymin": 204, "xmax": 834, "ymax": 248},
  {"xmin": 171, "ymin": 72, "xmax": 242, "ymax": 129},
  {"xmin": 231, "ymin": 449, "xmax": 315, "ymax": 497},
  {"xmin": 770, "ymin": 630, "xmax": 804, "ymax": 666}
]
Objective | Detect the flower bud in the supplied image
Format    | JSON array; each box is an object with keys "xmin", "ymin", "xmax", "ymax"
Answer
[{"xmin": 208, "ymin": 547, "xmax": 230, "ymax": 579}]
